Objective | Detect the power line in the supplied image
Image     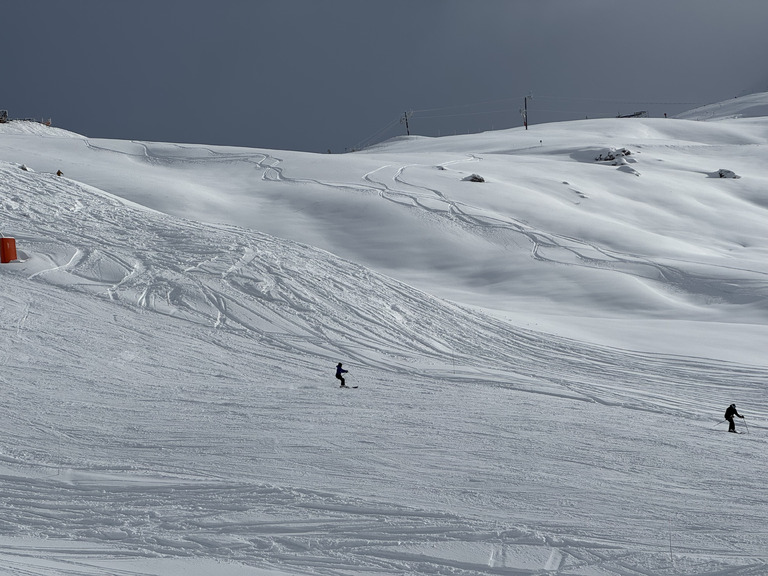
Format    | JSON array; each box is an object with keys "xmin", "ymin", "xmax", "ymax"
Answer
[
  {"xmin": 410, "ymin": 94, "xmax": 530, "ymax": 114},
  {"xmin": 533, "ymin": 94, "xmax": 705, "ymax": 107},
  {"xmin": 349, "ymin": 92, "xmax": 706, "ymax": 150},
  {"xmin": 415, "ymin": 107, "xmax": 518, "ymax": 120},
  {"xmin": 351, "ymin": 116, "xmax": 402, "ymax": 151},
  {"xmin": 408, "ymin": 93, "xmax": 703, "ymax": 115}
]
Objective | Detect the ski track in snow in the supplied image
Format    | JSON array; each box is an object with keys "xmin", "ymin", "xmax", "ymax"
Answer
[
  {"xmin": 359, "ymin": 159, "xmax": 767, "ymax": 308},
  {"xmin": 3, "ymin": 165, "xmax": 764, "ymax": 419},
  {"xmin": 2, "ymin": 121, "xmax": 768, "ymax": 575},
  {"xmin": 77, "ymin": 132, "xmax": 768, "ymax": 315},
  {"xmin": 110, "ymin": 137, "xmax": 768, "ymax": 322},
  {"xmin": 124, "ymin": 136, "xmax": 768, "ymax": 313}
]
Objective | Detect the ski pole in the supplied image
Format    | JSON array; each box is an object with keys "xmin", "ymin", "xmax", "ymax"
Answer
[
  {"xmin": 743, "ymin": 417, "xmax": 749, "ymax": 435},
  {"xmin": 713, "ymin": 420, "xmax": 726, "ymax": 428}
]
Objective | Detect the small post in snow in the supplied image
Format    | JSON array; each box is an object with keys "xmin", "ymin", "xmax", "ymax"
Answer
[{"xmin": 669, "ymin": 519, "xmax": 674, "ymax": 567}]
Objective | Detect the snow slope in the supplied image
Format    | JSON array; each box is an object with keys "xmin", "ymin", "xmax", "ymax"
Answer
[
  {"xmin": 0, "ymin": 94, "xmax": 767, "ymax": 575},
  {"xmin": 676, "ymin": 92, "xmax": 768, "ymax": 122},
  {"xmin": 2, "ymin": 100, "xmax": 767, "ymax": 364}
]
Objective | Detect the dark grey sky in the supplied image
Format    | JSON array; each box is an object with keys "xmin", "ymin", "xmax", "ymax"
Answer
[{"xmin": 3, "ymin": 1, "xmax": 767, "ymax": 153}]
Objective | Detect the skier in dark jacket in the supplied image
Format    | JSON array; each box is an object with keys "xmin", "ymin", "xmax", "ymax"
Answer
[
  {"xmin": 724, "ymin": 403, "xmax": 744, "ymax": 433},
  {"xmin": 335, "ymin": 363, "xmax": 348, "ymax": 387}
]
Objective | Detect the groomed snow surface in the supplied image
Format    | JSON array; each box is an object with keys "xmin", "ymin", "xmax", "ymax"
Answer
[{"xmin": 1, "ymin": 94, "xmax": 767, "ymax": 575}]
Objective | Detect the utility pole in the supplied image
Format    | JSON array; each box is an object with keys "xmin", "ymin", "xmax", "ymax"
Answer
[
  {"xmin": 520, "ymin": 93, "xmax": 533, "ymax": 130},
  {"xmin": 401, "ymin": 111, "xmax": 412, "ymax": 136},
  {"xmin": 523, "ymin": 97, "xmax": 528, "ymax": 130}
]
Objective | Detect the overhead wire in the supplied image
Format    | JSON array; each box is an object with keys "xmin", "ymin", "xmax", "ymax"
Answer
[
  {"xmin": 415, "ymin": 107, "xmax": 520, "ymax": 120},
  {"xmin": 532, "ymin": 94, "xmax": 705, "ymax": 107},
  {"xmin": 409, "ymin": 94, "xmax": 530, "ymax": 114},
  {"xmin": 351, "ymin": 116, "xmax": 403, "ymax": 151},
  {"xmin": 350, "ymin": 93, "xmax": 707, "ymax": 150}
]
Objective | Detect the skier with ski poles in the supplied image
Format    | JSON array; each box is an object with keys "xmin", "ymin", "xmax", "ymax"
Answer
[
  {"xmin": 724, "ymin": 403, "xmax": 744, "ymax": 433},
  {"xmin": 335, "ymin": 362, "xmax": 349, "ymax": 387}
]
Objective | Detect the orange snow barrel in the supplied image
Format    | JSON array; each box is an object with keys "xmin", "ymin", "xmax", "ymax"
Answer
[{"xmin": 1, "ymin": 238, "xmax": 18, "ymax": 263}]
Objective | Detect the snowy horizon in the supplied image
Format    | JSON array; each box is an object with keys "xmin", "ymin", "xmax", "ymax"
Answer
[{"xmin": 1, "ymin": 93, "xmax": 767, "ymax": 574}]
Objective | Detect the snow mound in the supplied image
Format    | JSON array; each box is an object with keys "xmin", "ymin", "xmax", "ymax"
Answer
[
  {"xmin": 708, "ymin": 168, "xmax": 741, "ymax": 179},
  {"xmin": 594, "ymin": 147, "xmax": 635, "ymax": 165},
  {"xmin": 0, "ymin": 120, "xmax": 83, "ymax": 138}
]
